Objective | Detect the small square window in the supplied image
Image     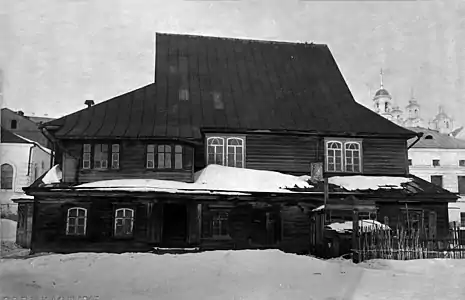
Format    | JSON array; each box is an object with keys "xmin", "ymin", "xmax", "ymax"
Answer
[
  {"xmin": 432, "ymin": 160, "xmax": 440, "ymax": 167},
  {"xmin": 408, "ymin": 159, "xmax": 412, "ymax": 166},
  {"xmin": 459, "ymin": 160, "xmax": 465, "ymax": 167}
]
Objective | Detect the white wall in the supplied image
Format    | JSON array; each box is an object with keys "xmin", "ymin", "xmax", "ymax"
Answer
[
  {"xmin": 408, "ymin": 148, "xmax": 465, "ymax": 227},
  {"xmin": 0, "ymin": 142, "xmax": 51, "ymax": 214}
]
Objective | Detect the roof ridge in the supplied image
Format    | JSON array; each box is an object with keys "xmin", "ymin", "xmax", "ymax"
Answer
[{"xmin": 155, "ymin": 32, "xmax": 327, "ymax": 48}]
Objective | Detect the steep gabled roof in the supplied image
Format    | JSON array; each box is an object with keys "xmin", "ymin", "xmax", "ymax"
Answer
[
  {"xmin": 44, "ymin": 33, "xmax": 417, "ymax": 140},
  {"xmin": 407, "ymin": 127, "xmax": 465, "ymax": 149},
  {"xmin": 1, "ymin": 126, "xmax": 30, "ymax": 144}
]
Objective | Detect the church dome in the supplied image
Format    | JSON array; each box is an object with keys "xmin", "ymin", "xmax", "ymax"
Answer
[
  {"xmin": 406, "ymin": 100, "xmax": 419, "ymax": 109},
  {"xmin": 374, "ymin": 88, "xmax": 390, "ymax": 97}
]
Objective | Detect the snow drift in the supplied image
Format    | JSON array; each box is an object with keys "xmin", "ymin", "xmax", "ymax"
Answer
[
  {"xmin": 0, "ymin": 250, "xmax": 464, "ymax": 299},
  {"xmin": 0, "ymin": 219, "xmax": 17, "ymax": 242}
]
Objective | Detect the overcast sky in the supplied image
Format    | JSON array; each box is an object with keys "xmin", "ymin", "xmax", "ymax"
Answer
[{"xmin": 1, "ymin": 0, "xmax": 464, "ymax": 127}]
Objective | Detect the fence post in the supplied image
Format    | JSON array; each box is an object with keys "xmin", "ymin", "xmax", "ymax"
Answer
[{"xmin": 352, "ymin": 210, "xmax": 359, "ymax": 263}]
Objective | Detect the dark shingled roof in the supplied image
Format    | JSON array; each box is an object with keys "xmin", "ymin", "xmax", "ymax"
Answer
[
  {"xmin": 44, "ymin": 33, "xmax": 417, "ymax": 140},
  {"xmin": 1, "ymin": 126, "xmax": 30, "ymax": 144},
  {"xmin": 407, "ymin": 127, "xmax": 465, "ymax": 149}
]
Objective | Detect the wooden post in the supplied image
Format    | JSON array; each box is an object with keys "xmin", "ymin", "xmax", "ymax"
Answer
[
  {"xmin": 352, "ymin": 209, "xmax": 359, "ymax": 263},
  {"xmin": 323, "ymin": 177, "xmax": 328, "ymax": 223}
]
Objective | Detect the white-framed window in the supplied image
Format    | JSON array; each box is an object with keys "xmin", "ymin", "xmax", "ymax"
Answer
[
  {"xmin": 146, "ymin": 144, "xmax": 191, "ymax": 170},
  {"xmin": 325, "ymin": 139, "xmax": 362, "ymax": 173},
  {"xmin": 206, "ymin": 136, "xmax": 245, "ymax": 168},
  {"xmin": 82, "ymin": 143, "xmax": 120, "ymax": 170},
  {"xmin": 114, "ymin": 208, "xmax": 134, "ymax": 237},
  {"xmin": 207, "ymin": 137, "xmax": 225, "ymax": 165},
  {"xmin": 344, "ymin": 142, "xmax": 361, "ymax": 172},
  {"xmin": 212, "ymin": 211, "xmax": 229, "ymax": 237},
  {"xmin": 111, "ymin": 144, "xmax": 120, "ymax": 169},
  {"xmin": 66, "ymin": 207, "xmax": 87, "ymax": 236}
]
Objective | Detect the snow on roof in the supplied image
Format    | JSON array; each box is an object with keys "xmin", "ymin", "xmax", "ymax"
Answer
[
  {"xmin": 75, "ymin": 165, "xmax": 313, "ymax": 194},
  {"xmin": 13, "ymin": 133, "xmax": 52, "ymax": 154},
  {"xmin": 312, "ymin": 205, "xmax": 325, "ymax": 212},
  {"xmin": 327, "ymin": 220, "xmax": 390, "ymax": 233},
  {"xmin": 9, "ymin": 193, "xmax": 34, "ymax": 200},
  {"xmin": 328, "ymin": 176, "xmax": 411, "ymax": 191},
  {"xmin": 42, "ymin": 165, "xmax": 62, "ymax": 185}
]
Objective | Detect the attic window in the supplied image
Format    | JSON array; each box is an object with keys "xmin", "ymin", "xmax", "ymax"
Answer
[
  {"xmin": 10, "ymin": 120, "xmax": 17, "ymax": 129},
  {"xmin": 424, "ymin": 135, "xmax": 433, "ymax": 140}
]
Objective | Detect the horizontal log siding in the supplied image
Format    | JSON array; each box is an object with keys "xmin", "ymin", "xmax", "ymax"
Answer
[
  {"xmin": 362, "ymin": 138, "xmax": 408, "ymax": 176},
  {"xmin": 61, "ymin": 140, "xmax": 194, "ymax": 184},
  {"xmin": 31, "ymin": 199, "xmax": 152, "ymax": 253},
  {"xmin": 245, "ymin": 135, "xmax": 323, "ymax": 175}
]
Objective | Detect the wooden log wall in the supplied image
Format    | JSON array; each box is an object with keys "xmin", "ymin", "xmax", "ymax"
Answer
[{"xmin": 60, "ymin": 140, "xmax": 194, "ymax": 184}]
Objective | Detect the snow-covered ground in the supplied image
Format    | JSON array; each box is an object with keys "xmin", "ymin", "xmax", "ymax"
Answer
[
  {"xmin": 0, "ymin": 250, "xmax": 464, "ymax": 299},
  {"xmin": 0, "ymin": 219, "xmax": 17, "ymax": 242}
]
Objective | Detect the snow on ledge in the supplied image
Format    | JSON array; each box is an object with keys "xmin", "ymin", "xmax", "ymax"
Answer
[
  {"xmin": 42, "ymin": 164, "xmax": 62, "ymax": 185},
  {"xmin": 328, "ymin": 175, "xmax": 411, "ymax": 191},
  {"xmin": 75, "ymin": 165, "xmax": 313, "ymax": 194},
  {"xmin": 327, "ymin": 220, "xmax": 390, "ymax": 233}
]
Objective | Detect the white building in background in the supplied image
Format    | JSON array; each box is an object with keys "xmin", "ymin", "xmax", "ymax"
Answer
[
  {"xmin": 406, "ymin": 127, "xmax": 465, "ymax": 226},
  {"xmin": 370, "ymin": 70, "xmax": 465, "ymax": 226},
  {"xmin": 0, "ymin": 126, "xmax": 52, "ymax": 215}
]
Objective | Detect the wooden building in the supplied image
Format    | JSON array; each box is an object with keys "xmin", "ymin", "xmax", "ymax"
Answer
[{"xmin": 22, "ymin": 33, "xmax": 458, "ymax": 255}]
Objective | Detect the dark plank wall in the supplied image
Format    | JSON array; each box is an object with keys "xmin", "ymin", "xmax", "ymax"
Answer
[
  {"xmin": 61, "ymin": 140, "xmax": 194, "ymax": 184},
  {"xmin": 280, "ymin": 206, "xmax": 311, "ymax": 253},
  {"xmin": 377, "ymin": 202, "xmax": 449, "ymax": 238},
  {"xmin": 362, "ymin": 138, "xmax": 408, "ymax": 176},
  {"xmin": 245, "ymin": 135, "xmax": 323, "ymax": 175}
]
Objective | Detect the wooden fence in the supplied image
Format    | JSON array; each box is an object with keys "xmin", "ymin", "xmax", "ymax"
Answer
[{"xmin": 353, "ymin": 223, "xmax": 465, "ymax": 262}]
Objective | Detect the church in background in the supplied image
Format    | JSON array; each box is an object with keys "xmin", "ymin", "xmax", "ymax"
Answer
[
  {"xmin": 371, "ymin": 70, "xmax": 456, "ymax": 135},
  {"xmin": 370, "ymin": 70, "xmax": 465, "ymax": 228}
]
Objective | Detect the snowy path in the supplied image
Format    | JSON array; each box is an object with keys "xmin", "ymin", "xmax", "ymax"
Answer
[{"xmin": 0, "ymin": 250, "xmax": 464, "ymax": 300}]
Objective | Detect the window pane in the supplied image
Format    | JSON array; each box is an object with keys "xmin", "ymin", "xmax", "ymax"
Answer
[
  {"xmin": 158, "ymin": 153, "xmax": 165, "ymax": 168},
  {"xmin": 102, "ymin": 144, "xmax": 108, "ymax": 152},
  {"xmin": 77, "ymin": 217, "xmax": 85, "ymax": 226},
  {"xmin": 68, "ymin": 209, "xmax": 77, "ymax": 217},
  {"xmin": 147, "ymin": 160, "xmax": 154, "ymax": 169},
  {"xmin": 165, "ymin": 153, "xmax": 172, "ymax": 168},
  {"xmin": 175, "ymin": 153, "xmax": 183, "ymax": 169},
  {"xmin": 157, "ymin": 145, "xmax": 164, "ymax": 152},
  {"xmin": 147, "ymin": 145, "xmax": 155, "ymax": 153},
  {"xmin": 77, "ymin": 209, "xmax": 86, "ymax": 217},
  {"xmin": 68, "ymin": 224, "xmax": 76, "ymax": 234},
  {"xmin": 116, "ymin": 210, "xmax": 124, "ymax": 217},
  {"xmin": 1, "ymin": 164, "xmax": 14, "ymax": 189},
  {"xmin": 112, "ymin": 144, "xmax": 119, "ymax": 152},
  {"xmin": 165, "ymin": 145, "xmax": 171, "ymax": 153},
  {"xmin": 125, "ymin": 209, "xmax": 133, "ymax": 218},
  {"xmin": 175, "ymin": 145, "xmax": 182, "ymax": 153},
  {"xmin": 83, "ymin": 144, "xmax": 91, "ymax": 152}
]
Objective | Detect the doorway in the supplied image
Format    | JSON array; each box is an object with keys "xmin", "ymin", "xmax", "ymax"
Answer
[{"xmin": 162, "ymin": 203, "xmax": 188, "ymax": 246}]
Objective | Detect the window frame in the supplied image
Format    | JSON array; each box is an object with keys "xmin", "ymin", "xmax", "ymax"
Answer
[
  {"xmin": 66, "ymin": 207, "xmax": 88, "ymax": 236},
  {"xmin": 113, "ymin": 208, "xmax": 135, "ymax": 238},
  {"xmin": 211, "ymin": 211, "xmax": 230, "ymax": 239},
  {"xmin": 81, "ymin": 143, "xmax": 121, "ymax": 170},
  {"xmin": 324, "ymin": 138, "xmax": 363, "ymax": 173},
  {"xmin": 458, "ymin": 176, "xmax": 465, "ymax": 195},
  {"xmin": 145, "ymin": 143, "xmax": 193, "ymax": 171},
  {"xmin": 205, "ymin": 135, "xmax": 246, "ymax": 168},
  {"xmin": 0, "ymin": 163, "xmax": 14, "ymax": 190},
  {"xmin": 431, "ymin": 175, "xmax": 443, "ymax": 188}
]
